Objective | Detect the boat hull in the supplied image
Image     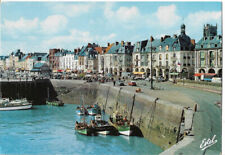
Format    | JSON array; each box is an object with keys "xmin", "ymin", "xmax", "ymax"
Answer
[
  {"xmin": 76, "ymin": 128, "xmax": 96, "ymax": 136},
  {"xmin": 98, "ymin": 130, "xmax": 110, "ymax": 135},
  {"xmin": 0, "ymin": 104, "xmax": 32, "ymax": 111}
]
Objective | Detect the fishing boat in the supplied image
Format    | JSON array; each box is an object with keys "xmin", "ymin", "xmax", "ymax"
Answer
[
  {"xmin": 87, "ymin": 104, "xmax": 101, "ymax": 116},
  {"xmin": 76, "ymin": 106, "xmax": 88, "ymax": 115},
  {"xmin": 109, "ymin": 113, "xmax": 133, "ymax": 136},
  {"xmin": 46, "ymin": 100, "xmax": 64, "ymax": 106},
  {"xmin": 0, "ymin": 98, "xmax": 32, "ymax": 111},
  {"xmin": 75, "ymin": 121, "xmax": 96, "ymax": 136},
  {"xmin": 94, "ymin": 114, "xmax": 115, "ymax": 135}
]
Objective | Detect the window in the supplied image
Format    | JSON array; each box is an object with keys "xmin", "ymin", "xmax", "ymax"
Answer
[
  {"xmin": 201, "ymin": 45, "xmax": 203, "ymax": 48},
  {"xmin": 173, "ymin": 53, "xmax": 176, "ymax": 57},
  {"xmin": 166, "ymin": 61, "xmax": 168, "ymax": 67},
  {"xmin": 166, "ymin": 45, "xmax": 169, "ymax": 51},
  {"xmin": 159, "ymin": 46, "xmax": 162, "ymax": 51},
  {"xmin": 136, "ymin": 55, "xmax": 138, "ymax": 59},
  {"xmin": 159, "ymin": 61, "xmax": 162, "ymax": 67},
  {"xmin": 159, "ymin": 54, "xmax": 162, "ymax": 60},
  {"xmin": 166, "ymin": 54, "xmax": 168, "ymax": 60},
  {"xmin": 215, "ymin": 44, "xmax": 217, "ymax": 47}
]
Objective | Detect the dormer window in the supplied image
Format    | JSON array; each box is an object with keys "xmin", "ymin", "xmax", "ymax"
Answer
[
  {"xmin": 166, "ymin": 45, "xmax": 169, "ymax": 51},
  {"xmin": 215, "ymin": 44, "xmax": 217, "ymax": 47},
  {"xmin": 201, "ymin": 45, "xmax": 203, "ymax": 48}
]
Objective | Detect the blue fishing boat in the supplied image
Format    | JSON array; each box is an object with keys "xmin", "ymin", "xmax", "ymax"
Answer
[
  {"xmin": 76, "ymin": 106, "xmax": 88, "ymax": 115},
  {"xmin": 87, "ymin": 104, "xmax": 101, "ymax": 116}
]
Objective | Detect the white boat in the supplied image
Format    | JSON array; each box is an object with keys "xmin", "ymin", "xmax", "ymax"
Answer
[{"xmin": 0, "ymin": 98, "xmax": 32, "ymax": 111}]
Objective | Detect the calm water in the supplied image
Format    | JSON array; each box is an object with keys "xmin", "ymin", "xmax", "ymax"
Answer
[{"xmin": 0, "ymin": 104, "xmax": 162, "ymax": 155}]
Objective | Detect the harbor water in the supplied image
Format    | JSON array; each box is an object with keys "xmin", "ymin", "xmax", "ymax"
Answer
[{"xmin": 0, "ymin": 104, "xmax": 163, "ymax": 155}]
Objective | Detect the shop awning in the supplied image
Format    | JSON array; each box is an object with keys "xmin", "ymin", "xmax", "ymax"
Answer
[
  {"xmin": 57, "ymin": 70, "xmax": 63, "ymax": 72},
  {"xmin": 66, "ymin": 69, "xmax": 71, "ymax": 73},
  {"xmin": 133, "ymin": 72, "xmax": 145, "ymax": 75},
  {"xmin": 194, "ymin": 73, "xmax": 216, "ymax": 77}
]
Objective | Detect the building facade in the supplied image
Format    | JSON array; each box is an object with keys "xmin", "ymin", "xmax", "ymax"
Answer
[
  {"xmin": 194, "ymin": 24, "xmax": 222, "ymax": 80},
  {"xmin": 104, "ymin": 41, "xmax": 134, "ymax": 77},
  {"xmin": 133, "ymin": 24, "xmax": 195, "ymax": 80}
]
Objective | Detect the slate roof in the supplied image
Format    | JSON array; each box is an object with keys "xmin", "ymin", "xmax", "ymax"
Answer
[
  {"xmin": 195, "ymin": 35, "xmax": 222, "ymax": 50},
  {"xmin": 106, "ymin": 42, "xmax": 133, "ymax": 54},
  {"xmin": 33, "ymin": 62, "xmax": 45, "ymax": 68},
  {"xmin": 0, "ymin": 56, "xmax": 9, "ymax": 60}
]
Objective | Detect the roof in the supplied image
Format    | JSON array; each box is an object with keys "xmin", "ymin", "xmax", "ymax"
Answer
[
  {"xmin": 0, "ymin": 56, "xmax": 9, "ymax": 60},
  {"xmin": 195, "ymin": 35, "xmax": 222, "ymax": 50},
  {"xmin": 105, "ymin": 43, "xmax": 114, "ymax": 53},
  {"xmin": 95, "ymin": 47, "xmax": 104, "ymax": 54},
  {"xmin": 33, "ymin": 62, "xmax": 45, "ymax": 68},
  {"xmin": 107, "ymin": 42, "xmax": 133, "ymax": 54}
]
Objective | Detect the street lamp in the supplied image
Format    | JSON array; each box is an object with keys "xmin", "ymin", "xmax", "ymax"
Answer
[{"xmin": 150, "ymin": 36, "xmax": 154, "ymax": 89}]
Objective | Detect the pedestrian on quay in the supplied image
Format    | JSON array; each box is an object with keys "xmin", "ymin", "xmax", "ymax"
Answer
[{"xmin": 113, "ymin": 80, "xmax": 116, "ymax": 86}]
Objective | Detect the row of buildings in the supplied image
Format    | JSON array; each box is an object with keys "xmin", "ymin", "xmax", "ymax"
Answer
[{"xmin": 0, "ymin": 24, "xmax": 222, "ymax": 80}]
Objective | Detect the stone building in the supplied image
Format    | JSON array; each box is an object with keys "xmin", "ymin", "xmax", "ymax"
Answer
[
  {"xmin": 5, "ymin": 49, "xmax": 24, "ymax": 71},
  {"xmin": 49, "ymin": 49, "xmax": 60, "ymax": 70},
  {"xmin": 78, "ymin": 43, "xmax": 99, "ymax": 73},
  {"xmin": 104, "ymin": 41, "xmax": 134, "ymax": 77},
  {"xmin": 194, "ymin": 24, "xmax": 222, "ymax": 80},
  {"xmin": 133, "ymin": 24, "xmax": 195, "ymax": 80}
]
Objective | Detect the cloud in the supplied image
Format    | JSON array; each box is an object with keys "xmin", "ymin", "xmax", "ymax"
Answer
[
  {"xmin": 104, "ymin": 3, "xmax": 140, "ymax": 23},
  {"xmin": 184, "ymin": 11, "xmax": 221, "ymax": 40},
  {"xmin": 2, "ymin": 17, "xmax": 39, "ymax": 36},
  {"xmin": 40, "ymin": 15, "xmax": 68, "ymax": 34},
  {"xmin": 42, "ymin": 29, "xmax": 116, "ymax": 49},
  {"xmin": 185, "ymin": 11, "xmax": 221, "ymax": 28},
  {"xmin": 51, "ymin": 4, "xmax": 91, "ymax": 17},
  {"xmin": 155, "ymin": 4, "xmax": 181, "ymax": 27}
]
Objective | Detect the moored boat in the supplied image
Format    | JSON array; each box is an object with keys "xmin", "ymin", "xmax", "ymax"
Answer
[
  {"xmin": 109, "ymin": 114, "xmax": 133, "ymax": 136},
  {"xmin": 0, "ymin": 98, "xmax": 32, "ymax": 111},
  {"xmin": 76, "ymin": 106, "xmax": 88, "ymax": 115},
  {"xmin": 94, "ymin": 115, "xmax": 115, "ymax": 135},
  {"xmin": 75, "ymin": 121, "xmax": 97, "ymax": 136},
  {"xmin": 46, "ymin": 100, "xmax": 64, "ymax": 106},
  {"xmin": 87, "ymin": 104, "xmax": 101, "ymax": 116}
]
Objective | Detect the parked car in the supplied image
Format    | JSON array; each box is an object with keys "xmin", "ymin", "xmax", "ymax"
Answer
[
  {"xmin": 86, "ymin": 78, "xmax": 92, "ymax": 82},
  {"xmin": 128, "ymin": 81, "xmax": 137, "ymax": 86},
  {"xmin": 117, "ymin": 80, "xmax": 125, "ymax": 86},
  {"xmin": 157, "ymin": 76, "xmax": 164, "ymax": 82}
]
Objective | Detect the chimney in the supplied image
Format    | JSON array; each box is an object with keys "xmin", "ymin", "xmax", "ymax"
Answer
[
  {"xmin": 127, "ymin": 42, "xmax": 131, "ymax": 46},
  {"xmin": 173, "ymin": 34, "xmax": 177, "ymax": 38},
  {"xmin": 107, "ymin": 42, "xmax": 110, "ymax": 46},
  {"xmin": 116, "ymin": 42, "xmax": 119, "ymax": 45},
  {"xmin": 191, "ymin": 39, "xmax": 195, "ymax": 46},
  {"xmin": 160, "ymin": 37, "xmax": 164, "ymax": 42},
  {"xmin": 121, "ymin": 41, "xmax": 124, "ymax": 46}
]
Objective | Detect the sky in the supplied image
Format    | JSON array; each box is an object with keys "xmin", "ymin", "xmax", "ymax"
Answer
[{"xmin": 0, "ymin": 1, "xmax": 222, "ymax": 55}]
